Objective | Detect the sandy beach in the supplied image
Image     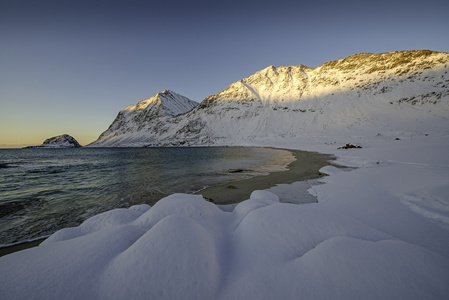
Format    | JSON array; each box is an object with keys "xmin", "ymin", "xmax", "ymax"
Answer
[{"xmin": 196, "ymin": 149, "xmax": 334, "ymax": 204}]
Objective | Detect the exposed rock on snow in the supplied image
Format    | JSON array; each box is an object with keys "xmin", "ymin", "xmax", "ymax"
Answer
[
  {"xmin": 91, "ymin": 50, "xmax": 449, "ymax": 147},
  {"xmin": 338, "ymin": 143, "xmax": 362, "ymax": 149},
  {"xmin": 28, "ymin": 134, "xmax": 82, "ymax": 148}
]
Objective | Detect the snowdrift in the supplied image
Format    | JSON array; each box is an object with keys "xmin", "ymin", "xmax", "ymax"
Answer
[{"xmin": 1, "ymin": 134, "xmax": 449, "ymax": 299}]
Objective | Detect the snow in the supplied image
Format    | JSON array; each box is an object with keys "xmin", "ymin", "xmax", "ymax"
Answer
[
  {"xmin": 2, "ymin": 51, "xmax": 449, "ymax": 298},
  {"xmin": 2, "ymin": 134, "xmax": 449, "ymax": 299}
]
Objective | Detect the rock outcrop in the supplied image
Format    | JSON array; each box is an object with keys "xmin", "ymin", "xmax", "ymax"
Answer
[{"xmin": 28, "ymin": 134, "xmax": 82, "ymax": 148}]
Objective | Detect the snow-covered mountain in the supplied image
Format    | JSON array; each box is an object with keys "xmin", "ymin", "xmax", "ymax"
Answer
[
  {"xmin": 90, "ymin": 90, "xmax": 198, "ymax": 147},
  {"xmin": 28, "ymin": 134, "xmax": 82, "ymax": 148},
  {"xmin": 90, "ymin": 50, "xmax": 449, "ymax": 147}
]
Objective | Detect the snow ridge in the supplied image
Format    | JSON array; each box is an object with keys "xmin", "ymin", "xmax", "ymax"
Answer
[{"xmin": 91, "ymin": 50, "xmax": 449, "ymax": 147}]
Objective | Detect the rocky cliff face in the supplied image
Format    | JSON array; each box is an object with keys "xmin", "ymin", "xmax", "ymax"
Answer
[{"xmin": 90, "ymin": 50, "xmax": 449, "ymax": 147}]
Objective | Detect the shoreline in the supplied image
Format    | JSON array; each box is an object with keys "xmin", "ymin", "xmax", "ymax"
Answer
[
  {"xmin": 0, "ymin": 237, "xmax": 47, "ymax": 257},
  {"xmin": 0, "ymin": 148, "xmax": 333, "ymax": 257},
  {"xmin": 196, "ymin": 148, "xmax": 334, "ymax": 204}
]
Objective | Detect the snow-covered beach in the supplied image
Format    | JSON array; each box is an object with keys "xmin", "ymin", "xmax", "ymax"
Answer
[{"xmin": 1, "ymin": 133, "xmax": 448, "ymax": 299}]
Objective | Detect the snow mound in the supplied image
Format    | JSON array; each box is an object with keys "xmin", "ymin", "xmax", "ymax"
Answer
[
  {"xmin": 319, "ymin": 165, "xmax": 342, "ymax": 176},
  {"xmin": 2, "ymin": 185, "xmax": 449, "ymax": 299}
]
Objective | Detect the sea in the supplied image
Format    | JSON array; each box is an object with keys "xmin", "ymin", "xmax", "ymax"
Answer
[{"xmin": 0, "ymin": 147, "xmax": 293, "ymax": 246}]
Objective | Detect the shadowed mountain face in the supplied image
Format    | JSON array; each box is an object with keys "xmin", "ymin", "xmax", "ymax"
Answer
[{"xmin": 90, "ymin": 50, "xmax": 449, "ymax": 147}]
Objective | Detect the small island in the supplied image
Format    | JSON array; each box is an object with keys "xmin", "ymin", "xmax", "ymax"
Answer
[{"xmin": 25, "ymin": 134, "xmax": 82, "ymax": 148}]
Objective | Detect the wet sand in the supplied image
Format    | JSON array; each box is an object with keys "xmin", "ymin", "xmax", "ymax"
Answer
[{"xmin": 196, "ymin": 149, "xmax": 334, "ymax": 204}]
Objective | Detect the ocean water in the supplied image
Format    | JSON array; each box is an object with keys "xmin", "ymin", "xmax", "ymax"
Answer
[{"xmin": 0, "ymin": 147, "xmax": 292, "ymax": 246}]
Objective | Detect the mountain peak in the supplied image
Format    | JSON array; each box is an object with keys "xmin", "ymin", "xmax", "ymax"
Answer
[
  {"xmin": 124, "ymin": 90, "xmax": 184, "ymax": 112},
  {"xmin": 157, "ymin": 89, "xmax": 173, "ymax": 97},
  {"xmin": 90, "ymin": 90, "xmax": 198, "ymax": 146},
  {"xmin": 122, "ymin": 90, "xmax": 197, "ymax": 117}
]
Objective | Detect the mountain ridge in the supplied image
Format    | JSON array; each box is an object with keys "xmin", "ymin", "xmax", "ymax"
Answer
[{"xmin": 89, "ymin": 50, "xmax": 449, "ymax": 147}]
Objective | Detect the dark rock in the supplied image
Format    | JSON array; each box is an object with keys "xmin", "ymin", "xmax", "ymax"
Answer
[
  {"xmin": 227, "ymin": 169, "xmax": 247, "ymax": 173},
  {"xmin": 338, "ymin": 143, "xmax": 362, "ymax": 149}
]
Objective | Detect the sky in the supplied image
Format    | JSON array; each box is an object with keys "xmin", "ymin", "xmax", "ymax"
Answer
[{"xmin": 1, "ymin": 0, "xmax": 448, "ymax": 147}]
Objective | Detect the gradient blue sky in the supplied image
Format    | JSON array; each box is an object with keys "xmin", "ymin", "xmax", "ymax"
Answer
[{"xmin": 1, "ymin": 0, "xmax": 448, "ymax": 147}]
